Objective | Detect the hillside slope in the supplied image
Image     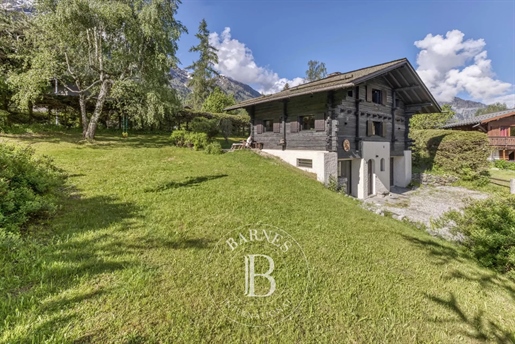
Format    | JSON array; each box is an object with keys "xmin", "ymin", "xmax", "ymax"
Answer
[{"xmin": 0, "ymin": 132, "xmax": 514, "ymax": 343}]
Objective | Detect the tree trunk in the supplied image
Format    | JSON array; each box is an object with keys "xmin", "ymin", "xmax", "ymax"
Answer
[
  {"xmin": 84, "ymin": 80, "xmax": 111, "ymax": 140},
  {"xmin": 79, "ymin": 94, "xmax": 88, "ymax": 137}
]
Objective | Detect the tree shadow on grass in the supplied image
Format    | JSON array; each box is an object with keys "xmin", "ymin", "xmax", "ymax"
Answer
[
  {"xmin": 426, "ymin": 292, "xmax": 515, "ymax": 343},
  {"xmin": 402, "ymin": 233, "xmax": 515, "ymax": 341},
  {"xmin": 144, "ymin": 174, "xmax": 228, "ymax": 192}
]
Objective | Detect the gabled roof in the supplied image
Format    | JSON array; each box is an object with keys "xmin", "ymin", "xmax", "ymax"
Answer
[
  {"xmin": 225, "ymin": 58, "xmax": 441, "ymax": 113},
  {"xmin": 442, "ymin": 109, "xmax": 515, "ymax": 129}
]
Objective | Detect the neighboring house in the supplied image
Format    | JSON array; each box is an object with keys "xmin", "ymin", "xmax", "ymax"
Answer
[
  {"xmin": 225, "ymin": 58, "xmax": 440, "ymax": 199},
  {"xmin": 442, "ymin": 109, "xmax": 515, "ymax": 161}
]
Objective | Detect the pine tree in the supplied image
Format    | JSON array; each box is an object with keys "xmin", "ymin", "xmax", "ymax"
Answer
[
  {"xmin": 305, "ymin": 60, "xmax": 327, "ymax": 82},
  {"xmin": 187, "ymin": 19, "xmax": 219, "ymax": 110}
]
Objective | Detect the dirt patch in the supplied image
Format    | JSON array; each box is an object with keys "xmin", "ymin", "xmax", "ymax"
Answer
[{"xmin": 363, "ymin": 185, "xmax": 489, "ymax": 241}]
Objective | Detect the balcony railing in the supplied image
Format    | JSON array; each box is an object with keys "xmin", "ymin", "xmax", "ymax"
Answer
[{"xmin": 489, "ymin": 136, "xmax": 515, "ymax": 148}]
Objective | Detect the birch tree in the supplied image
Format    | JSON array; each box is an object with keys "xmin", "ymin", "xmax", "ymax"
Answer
[{"xmin": 12, "ymin": 0, "xmax": 186, "ymax": 139}]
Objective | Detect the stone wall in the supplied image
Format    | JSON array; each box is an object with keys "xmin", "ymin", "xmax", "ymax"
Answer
[{"xmin": 412, "ymin": 173, "xmax": 459, "ymax": 186}]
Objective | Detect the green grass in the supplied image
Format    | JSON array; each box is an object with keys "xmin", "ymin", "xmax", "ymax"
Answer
[
  {"xmin": 490, "ymin": 168, "xmax": 515, "ymax": 181},
  {"xmin": 1, "ymin": 131, "xmax": 515, "ymax": 343}
]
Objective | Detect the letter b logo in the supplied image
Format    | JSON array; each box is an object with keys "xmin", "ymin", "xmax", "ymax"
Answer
[{"xmin": 244, "ymin": 254, "xmax": 276, "ymax": 297}]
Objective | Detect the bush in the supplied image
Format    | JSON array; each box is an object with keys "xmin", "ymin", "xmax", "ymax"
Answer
[
  {"xmin": 190, "ymin": 117, "xmax": 219, "ymax": 139},
  {"xmin": 170, "ymin": 130, "xmax": 187, "ymax": 147},
  {"xmin": 205, "ymin": 142, "xmax": 223, "ymax": 155},
  {"xmin": 410, "ymin": 129, "xmax": 490, "ymax": 180},
  {"xmin": 0, "ymin": 144, "xmax": 66, "ymax": 234},
  {"xmin": 170, "ymin": 131, "xmax": 209, "ymax": 151},
  {"xmin": 187, "ymin": 132, "xmax": 209, "ymax": 151},
  {"xmin": 494, "ymin": 159, "xmax": 515, "ymax": 171},
  {"xmin": 434, "ymin": 196, "xmax": 515, "ymax": 274}
]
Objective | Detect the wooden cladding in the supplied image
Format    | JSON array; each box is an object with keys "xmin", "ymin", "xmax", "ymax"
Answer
[{"xmin": 273, "ymin": 122, "xmax": 281, "ymax": 133}]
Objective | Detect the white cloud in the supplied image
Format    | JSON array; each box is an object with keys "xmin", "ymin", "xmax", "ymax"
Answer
[
  {"xmin": 414, "ymin": 30, "xmax": 513, "ymax": 106},
  {"xmin": 209, "ymin": 27, "xmax": 304, "ymax": 94}
]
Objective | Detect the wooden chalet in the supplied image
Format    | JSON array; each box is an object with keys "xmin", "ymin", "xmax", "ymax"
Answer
[
  {"xmin": 442, "ymin": 109, "xmax": 515, "ymax": 161},
  {"xmin": 225, "ymin": 58, "xmax": 440, "ymax": 199}
]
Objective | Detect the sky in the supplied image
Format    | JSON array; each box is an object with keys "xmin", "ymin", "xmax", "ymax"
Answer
[{"xmin": 175, "ymin": 0, "xmax": 515, "ymax": 107}]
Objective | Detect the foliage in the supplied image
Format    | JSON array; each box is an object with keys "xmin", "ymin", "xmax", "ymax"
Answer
[
  {"xmin": 186, "ymin": 19, "xmax": 218, "ymax": 109},
  {"xmin": 205, "ymin": 141, "xmax": 223, "ymax": 155},
  {"xmin": 282, "ymin": 83, "xmax": 290, "ymax": 91},
  {"xmin": 494, "ymin": 159, "xmax": 515, "ymax": 171},
  {"xmin": 475, "ymin": 102, "xmax": 508, "ymax": 116},
  {"xmin": 218, "ymin": 117, "xmax": 233, "ymax": 142},
  {"xmin": 410, "ymin": 129, "xmax": 490, "ymax": 180},
  {"xmin": 434, "ymin": 196, "xmax": 515, "ymax": 274},
  {"xmin": 201, "ymin": 87, "xmax": 235, "ymax": 113},
  {"xmin": 0, "ymin": 143, "xmax": 66, "ymax": 233},
  {"xmin": 0, "ymin": 9, "xmax": 32, "ymax": 113},
  {"xmin": 169, "ymin": 130, "xmax": 209, "ymax": 150},
  {"xmin": 11, "ymin": 0, "xmax": 186, "ymax": 139},
  {"xmin": 190, "ymin": 117, "xmax": 219, "ymax": 139},
  {"xmin": 410, "ymin": 104, "xmax": 455, "ymax": 129},
  {"xmin": 305, "ymin": 60, "xmax": 327, "ymax": 82}
]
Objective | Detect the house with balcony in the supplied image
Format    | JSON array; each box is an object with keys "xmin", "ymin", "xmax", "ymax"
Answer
[
  {"xmin": 442, "ymin": 109, "xmax": 515, "ymax": 161},
  {"xmin": 225, "ymin": 58, "xmax": 440, "ymax": 199}
]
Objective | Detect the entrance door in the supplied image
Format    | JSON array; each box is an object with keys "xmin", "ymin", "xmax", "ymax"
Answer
[
  {"xmin": 367, "ymin": 159, "xmax": 374, "ymax": 196},
  {"xmin": 341, "ymin": 160, "xmax": 352, "ymax": 195},
  {"xmin": 390, "ymin": 157, "xmax": 394, "ymax": 186}
]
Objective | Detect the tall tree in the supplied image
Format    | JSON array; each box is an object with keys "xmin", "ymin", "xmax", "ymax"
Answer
[
  {"xmin": 410, "ymin": 104, "xmax": 455, "ymax": 130},
  {"xmin": 0, "ymin": 9, "xmax": 31, "ymax": 112},
  {"xmin": 201, "ymin": 87, "xmax": 235, "ymax": 113},
  {"xmin": 475, "ymin": 102, "xmax": 508, "ymax": 116},
  {"xmin": 305, "ymin": 60, "xmax": 327, "ymax": 82},
  {"xmin": 186, "ymin": 19, "xmax": 219, "ymax": 110},
  {"xmin": 11, "ymin": 0, "xmax": 186, "ymax": 140}
]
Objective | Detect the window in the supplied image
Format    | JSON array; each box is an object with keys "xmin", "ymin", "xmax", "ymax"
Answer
[
  {"xmin": 367, "ymin": 120, "xmax": 386, "ymax": 137},
  {"xmin": 263, "ymin": 119, "xmax": 273, "ymax": 132},
  {"xmin": 347, "ymin": 90, "xmax": 353, "ymax": 97},
  {"xmin": 500, "ymin": 126, "xmax": 509, "ymax": 137},
  {"xmin": 299, "ymin": 115, "xmax": 315, "ymax": 130},
  {"xmin": 511, "ymin": 127, "xmax": 515, "ymax": 136},
  {"xmin": 380, "ymin": 158, "xmax": 385, "ymax": 172},
  {"xmin": 297, "ymin": 159, "xmax": 313, "ymax": 168},
  {"xmin": 372, "ymin": 89, "xmax": 382, "ymax": 104}
]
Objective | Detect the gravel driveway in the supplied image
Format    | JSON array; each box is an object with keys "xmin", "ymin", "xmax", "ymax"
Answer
[{"xmin": 363, "ymin": 185, "xmax": 489, "ymax": 240}]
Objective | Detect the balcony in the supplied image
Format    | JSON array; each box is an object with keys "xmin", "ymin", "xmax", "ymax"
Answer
[{"xmin": 489, "ymin": 136, "xmax": 515, "ymax": 148}]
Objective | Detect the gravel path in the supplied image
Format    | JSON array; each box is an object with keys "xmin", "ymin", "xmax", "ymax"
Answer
[{"xmin": 363, "ymin": 185, "xmax": 489, "ymax": 240}]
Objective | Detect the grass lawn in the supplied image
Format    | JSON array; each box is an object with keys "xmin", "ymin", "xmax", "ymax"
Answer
[
  {"xmin": 490, "ymin": 168, "xmax": 515, "ymax": 181},
  {"xmin": 1, "ymin": 131, "xmax": 515, "ymax": 343}
]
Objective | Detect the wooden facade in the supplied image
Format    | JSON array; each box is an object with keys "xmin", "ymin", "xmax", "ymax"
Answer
[
  {"xmin": 444, "ymin": 110, "xmax": 515, "ymax": 161},
  {"xmin": 226, "ymin": 58, "xmax": 440, "ymax": 198},
  {"xmin": 249, "ymin": 76, "xmax": 411, "ymax": 159}
]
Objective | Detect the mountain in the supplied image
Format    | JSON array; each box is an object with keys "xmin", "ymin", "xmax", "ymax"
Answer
[
  {"xmin": 0, "ymin": 0, "xmax": 34, "ymax": 12},
  {"xmin": 440, "ymin": 97, "xmax": 487, "ymax": 120},
  {"xmin": 169, "ymin": 68, "xmax": 261, "ymax": 103}
]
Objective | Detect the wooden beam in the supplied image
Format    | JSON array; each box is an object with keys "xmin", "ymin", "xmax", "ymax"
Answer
[
  {"xmin": 406, "ymin": 102, "xmax": 432, "ymax": 109},
  {"xmin": 395, "ymin": 85, "xmax": 421, "ymax": 92}
]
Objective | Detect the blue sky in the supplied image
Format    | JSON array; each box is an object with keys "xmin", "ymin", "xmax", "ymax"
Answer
[{"xmin": 175, "ymin": 0, "xmax": 515, "ymax": 106}]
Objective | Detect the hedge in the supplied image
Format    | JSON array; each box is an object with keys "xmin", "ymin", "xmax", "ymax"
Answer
[{"xmin": 410, "ymin": 129, "xmax": 490, "ymax": 179}]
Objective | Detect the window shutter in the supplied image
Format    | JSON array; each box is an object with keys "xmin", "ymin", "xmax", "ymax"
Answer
[
  {"xmin": 273, "ymin": 122, "xmax": 281, "ymax": 133},
  {"xmin": 315, "ymin": 119, "xmax": 325, "ymax": 132},
  {"xmin": 256, "ymin": 123, "xmax": 263, "ymax": 134},
  {"xmin": 381, "ymin": 90, "xmax": 387, "ymax": 106},
  {"xmin": 367, "ymin": 120, "xmax": 373, "ymax": 136},
  {"xmin": 382, "ymin": 122, "xmax": 387, "ymax": 137},
  {"xmin": 291, "ymin": 120, "xmax": 299, "ymax": 133},
  {"xmin": 366, "ymin": 86, "xmax": 372, "ymax": 102}
]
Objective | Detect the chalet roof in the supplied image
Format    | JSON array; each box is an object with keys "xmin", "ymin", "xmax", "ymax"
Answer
[
  {"xmin": 442, "ymin": 109, "xmax": 515, "ymax": 129},
  {"xmin": 225, "ymin": 58, "xmax": 441, "ymax": 113}
]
